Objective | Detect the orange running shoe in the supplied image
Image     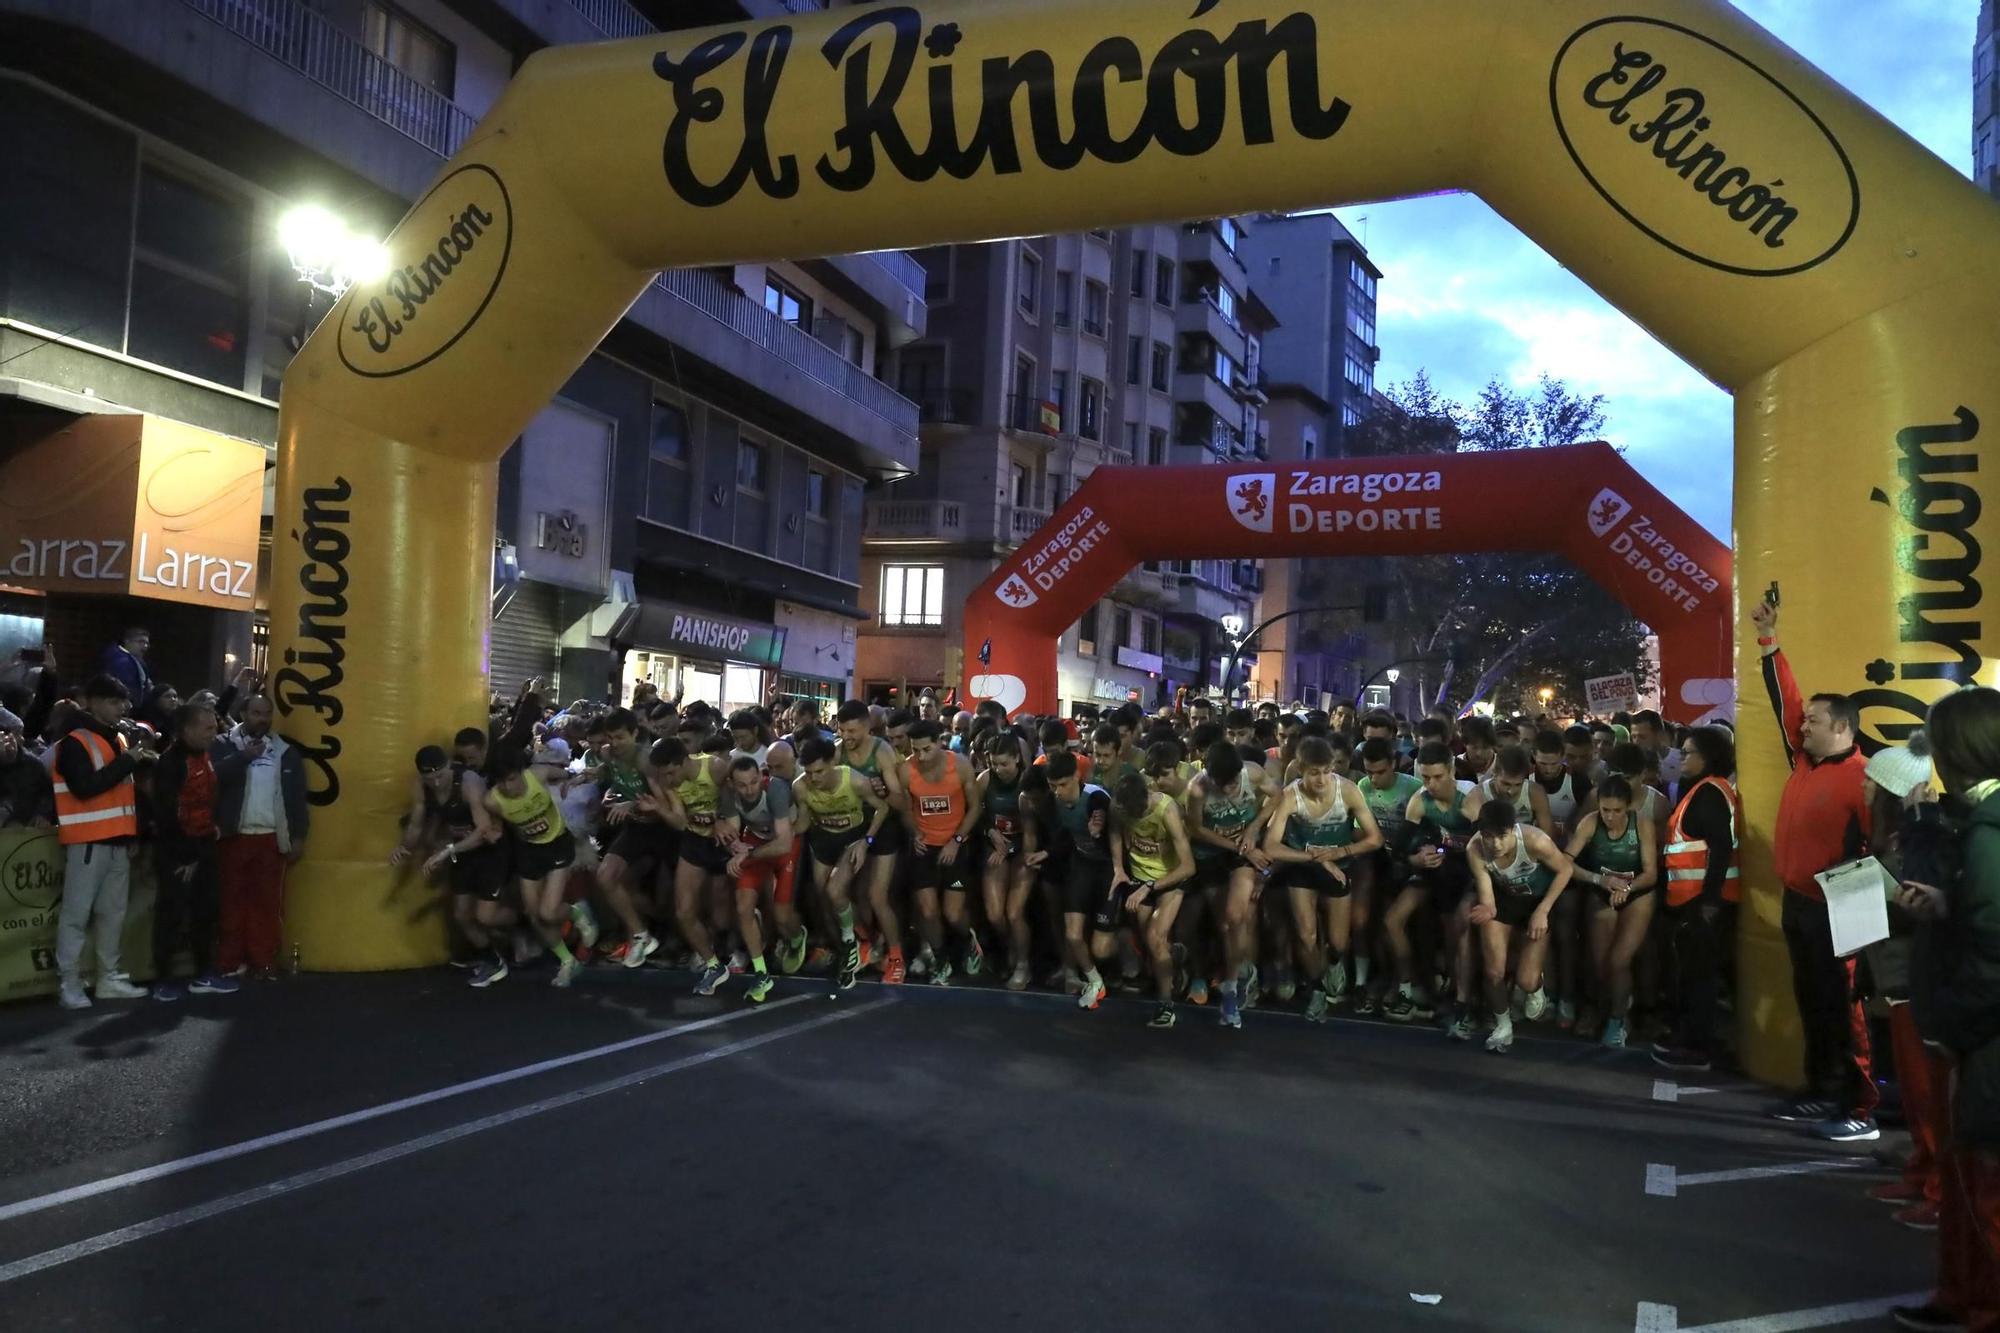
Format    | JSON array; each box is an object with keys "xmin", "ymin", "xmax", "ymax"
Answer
[{"xmin": 882, "ymin": 951, "xmax": 906, "ymax": 985}]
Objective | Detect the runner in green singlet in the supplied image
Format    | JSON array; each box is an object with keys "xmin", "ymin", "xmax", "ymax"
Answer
[
  {"xmin": 1354, "ymin": 736, "xmax": 1423, "ymax": 1015},
  {"xmin": 1563, "ymin": 774, "xmax": 1659, "ymax": 1049},
  {"xmin": 976, "ymin": 732, "xmax": 1039, "ymax": 991},
  {"xmin": 1186, "ymin": 739, "xmax": 1276, "ymax": 1030},
  {"xmin": 835, "ymin": 699, "xmax": 910, "ymax": 984},
  {"xmin": 1467, "ymin": 799, "xmax": 1574, "ymax": 1054},
  {"xmin": 792, "ymin": 736, "xmax": 891, "ymax": 989},
  {"xmin": 480, "ymin": 752, "xmax": 583, "ymax": 987},
  {"xmin": 577, "ymin": 707, "xmax": 662, "ymax": 969},
  {"xmin": 1263, "ymin": 736, "xmax": 1383, "ymax": 1024},
  {"xmin": 1110, "ymin": 772, "xmax": 1194, "ymax": 1029},
  {"xmin": 1386, "ymin": 741, "xmax": 1475, "ymax": 1029}
]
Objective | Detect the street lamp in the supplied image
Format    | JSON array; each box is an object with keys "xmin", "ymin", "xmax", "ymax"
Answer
[
  {"xmin": 1538, "ymin": 686, "xmax": 1555, "ymax": 708},
  {"xmin": 280, "ymin": 204, "xmax": 388, "ymax": 298}
]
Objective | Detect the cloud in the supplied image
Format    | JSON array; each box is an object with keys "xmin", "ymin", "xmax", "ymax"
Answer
[{"xmin": 1332, "ymin": 2, "xmax": 1978, "ymax": 546}]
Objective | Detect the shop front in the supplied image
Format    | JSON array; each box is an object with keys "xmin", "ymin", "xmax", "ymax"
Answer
[
  {"xmin": 0, "ymin": 412, "xmax": 264, "ymax": 694},
  {"xmin": 495, "ymin": 399, "xmax": 614, "ymax": 698},
  {"xmin": 609, "ymin": 600, "xmax": 787, "ymax": 713}
]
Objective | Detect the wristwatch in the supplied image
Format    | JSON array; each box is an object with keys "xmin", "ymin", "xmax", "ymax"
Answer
[{"xmin": 952, "ymin": 833, "xmax": 966, "ymax": 845}]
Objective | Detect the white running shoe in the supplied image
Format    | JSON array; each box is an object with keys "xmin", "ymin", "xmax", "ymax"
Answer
[
  {"xmin": 1485, "ymin": 1013, "xmax": 1515, "ymax": 1054},
  {"xmin": 95, "ymin": 974, "xmax": 148, "ymax": 1001},
  {"xmin": 1523, "ymin": 987, "xmax": 1550, "ymax": 1022},
  {"xmin": 59, "ymin": 982, "xmax": 92, "ymax": 1010},
  {"xmin": 1078, "ymin": 975, "xmax": 1106, "ymax": 1010}
]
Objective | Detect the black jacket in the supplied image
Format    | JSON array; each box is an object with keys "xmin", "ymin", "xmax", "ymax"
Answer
[{"xmin": 149, "ymin": 740, "xmax": 252, "ymax": 867}]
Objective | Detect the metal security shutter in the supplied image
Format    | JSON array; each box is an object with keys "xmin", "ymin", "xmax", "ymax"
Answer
[{"xmin": 489, "ymin": 579, "xmax": 560, "ymax": 694}]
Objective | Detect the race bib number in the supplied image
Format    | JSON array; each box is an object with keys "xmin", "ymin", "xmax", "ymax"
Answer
[
  {"xmin": 690, "ymin": 810, "xmax": 714, "ymax": 828},
  {"xmin": 520, "ymin": 818, "xmax": 550, "ymax": 839},
  {"xmin": 1130, "ymin": 834, "xmax": 1161, "ymax": 858},
  {"xmin": 919, "ymin": 795, "xmax": 950, "ymax": 816},
  {"xmin": 818, "ymin": 811, "xmax": 856, "ymax": 831},
  {"xmin": 994, "ymin": 815, "xmax": 1018, "ymax": 835}
]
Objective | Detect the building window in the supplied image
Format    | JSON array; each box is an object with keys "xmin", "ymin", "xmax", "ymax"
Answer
[
  {"xmin": 1213, "ymin": 283, "xmax": 1238, "ymax": 324},
  {"xmin": 1122, "ymin": 421, "xmax": 1139, "ymax": 457},
  {"xmin": 1114, "ymin": 606, "xmax": 1133, "ymax": 647},
  {"xmin": 1213, "ymin": 347, "xmax": 1240, "ymax": 384},
  {"xmin": 843, "ymin": 324, "xmax": 867, "ymax": 368},
  {"xmin": 764, "ymin": 275, "xmax": 811, "ymax": 328},
  {"xmin": 1050, "ymin": 472, "xmax": 1067, "ymax": 507},
  {"xmin": 363, "ymin": 0, "xmax": 455, "ymax": 95},
  {"xmin": 1082, "ymin": 281, "xmax": 1108, "ymax": 337},
  {"xmin": 1150, "ymin": 341, "xmax": 1171, "ymax": 391},
  {"xmin": 647, "ymin": 400, "xmax": 691, "ymax": 527},
  {"xmin": 1141, "ymin": 616, "xmax": 1160, "ymax": 654},
  {"xmin": 737, "ymin": 437, "xmax": 769, "ymax": 493},
  {"xmin": 1018, "ymin": 249, "xmax": 1041, "ymax": 316},
  {"xmin": 1216, "ymin": 217, "xmax": 1242, "ymax": 252},
  {"xmin": 1011, "ymin": 461, "xmax": 1033, "ymax": 508},
  {"xmin": 1344, "ymin": 354, "xmax": 1372, "ymax": 395},
  {"xmin": 1079, "ymin": 378, "xmax": 1103, "ymax": 441},
  {"xmin": 1345, "ymin": 303, "xmax": 1376, "ymax": 345},
  {"xmin": 1054, "ymin": 269, "xmax": 1074, "ymax": 327},
  {"xmin": 1349, "ymin": 258, "xmax": 1377, "ymax": 298},
  {"xmin": 129, "ymin": 163, "xmax": 249, "ymax": 388},
  {"xmin": 881, "ymin": 565, "xmax": 944, "ymax": 627},
  {"xmin": 1147, "ymin": 427, "xmax": 1167, "ymax": 466},
  {"xmin": 1155, "ymin": 257, "xmax": 1175, "ymax": 307},
  {"xmin": 1342, "ymin": 403, "xmax": 1364, "ymax": 428},
  {"xmin": 1078, "ymin": 603, "xmax": 1099, "ymax": 656},
  {"xmin": 1050, "ymin": 371, "xmax": 1069, "ymax": 428},
  {"xmin": 1302, "ymin": 425, "xmax": 1318, "ymax": 460},
  {"xmin": 1130, "ymin": 249, "xmax": 1149, "ymax": 297},
  {"xmin": 1125, "ymin": 335, "xmax": 1144, "ymax": 386},
  {"xmin": 806, "ymin": 468, "xmax": 829, "ymax": 517}
]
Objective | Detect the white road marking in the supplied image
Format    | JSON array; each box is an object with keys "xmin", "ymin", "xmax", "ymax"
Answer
[
  {"xmin": 1652, "ymin": 1079, "xmax": 1761, "ymax": 1103},
  {"xmin": 1645, "ymin": 1158, "xmax": 1872, "ymax": 1197},
  {"xmin": 0, "ymin": 997, "xmax": 889, "ymax": 1285},
  {"xmin": 0, "ymin": 995, "xmax": 812, "ymax": 1225},
  {"xmin": 1636, "ymin": 1290, "xmax": 1930, "ymax": 1332}
]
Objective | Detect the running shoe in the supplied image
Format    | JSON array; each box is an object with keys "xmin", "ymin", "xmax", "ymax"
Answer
[
  {"xmin": 1601, "ymin": 1017, "xmax": 1628, "ymax": 1049},
  {"xmin": 1006, "ymin": 964, "xmax": 1031, "ymax": 992},
  {"xmin": 1811, "ymin": 1115, "xmax": 1880, "ymax": 1143},
  {"xmin": 780, "ymin": 929, "xmax": 809, "ymax": 976},
  {"xmin": 1894, "ymin": 1202, "xmax": 1941, "ymax": 1232},
  {"xmin": 552, "ymin": 959, "xmax": 582, "ymax": 989},
  {"xmin": 623, "ymin": 931, "xmax": 661, "ymax": 970},
  {"xmin": 1890, "ymin": 1302, "xmax": 1968, "ymax": 1333},
  {"xmin": 1187, "ymin": 977, "xmax": 1210, "ymax": 1007},
  {"xmin": 1304, "ymin": 986, "xmax": 1330, "ymax": 1024},
  {"xmin": 152, "ymin": 981, "xmax": 184, "ymax": 1003},
  {"xmin": 805, "ymin": 945, "xmax": 834, "ymax": 972},
  {"xmin": 469, "ymin": 959, "xmax": 509, "ymax": 988},
  {"xmin": 695, "ymin": 961, "xmax": 730, "ymax": 996},
  {"xmin": 746, "ymin": 973, "xmax": 777, "ymax": 1005},
  {"xmin": 1219, "ymin": 986, "xmax": 1242, "ymax": 1029},
  {"xmin": 1273, "ymin": 965, "xmax": 1296, "ymax": 1004},
  {"xmin": 838, "ymin": 940, "xmax": 862, "ymax": 991},
  {"xmin": 1522, "ymin": 987, "xmax": 1550, "ymax": 1022},
  {"xmin": 1171, "ymin": 942, "xmax": 1189, "ymax": 997},
  {"xmin": 1409, "ymin": 990, "xmax": 1436, "ymax": 1021},
  {"xmin": 1354, "ymin": 990, "xmax": 1378, "ymax": 1017},
  {"xmin": 568, "ymin": 901, "xmax": 601, "ymax": 950},
  {"xmin": 1767, "ymin": 1096, "xmax": 1839, "ymax": 1123},
  {"xmin": 1078, "ymin": 975, "xmax": 1106, "ymax": 1010},
  {"xmin": 1652, "ymin": 1046, "xmax": 1711, "ymax": 1073},
  {"xmin": 1383, "ymin": 991, "xmax": 1416, "ymax": 1022},
  {"xmin": 1239, "ymin": 963, "xmax": 1260, "ymax": 1009},
  {"xmin": 1323, "ymin": 960, "xmax": 1349, "ymax": 1003},
  {"xmin": 963, "ymin": 933, "xmax": 985, "ymax": 977},
  {"xmin": 1485, "ymin": 1013, "xmax": 1515, "ymax": 1054},
  {"xmin": 1446, "ymin": 1012, "xmax": 1477, "ymax": 1042},
  {"xmin": 1556, "ymin": 999, "xmax": 1577, "ymax": 1031},
  {"xmin": 856, "ymin": 935, "xmax": 875, "ymax": 972},
  {"xmin": 95, "ymin": 974, "xmax": 148, "ymax": 1000},
  {"xmin": 1148, "ymin": 1003, "xmax": 1176, "ymax": 1029},
  {"xmin": 728, "ymin": 950, "xmax": 750, "ymax": 975},
  {"xmin": 189, "ymin": 974, "xmax": 240, "ymax": 995},
  {"xmin": 908, "ymin": 949, "xmax": 931, "ymax": 979},
  {"xmin": 929, "ymin": 959, "xmax": 954, "ymax": 988},
  {"xmin": 59, "ymin": 983, "xmax": 90, "ymax": 1010},
  {"xmin": 881, "ymin": 952, "xmax": 907, "ymax": 985}
]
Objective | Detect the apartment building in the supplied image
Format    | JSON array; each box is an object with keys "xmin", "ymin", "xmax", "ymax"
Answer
[
  {"xmin": 0, "ymin": 0, "xmax": 918, "ymax": 711},
  {"xmin": 861, "ymin": 220, "xmax": 1274, "ymax": 715},
  {"xmin": 1978, "ymin": 0, "xmax": 1999, "ymax": 197},
  {"xmin": 1237, "ymin": 212, "xmax": 1407, "ymax": 714}
]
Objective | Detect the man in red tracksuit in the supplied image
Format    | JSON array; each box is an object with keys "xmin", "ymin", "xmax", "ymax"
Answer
[{"xmin": 1753, "ymin": 598, "xmax": 1876, "ymax": 1141}]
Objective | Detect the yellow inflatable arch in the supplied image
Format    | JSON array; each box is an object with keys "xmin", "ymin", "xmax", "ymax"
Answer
[{"xmin": 273, "ymin": 0, "xmax": 2000, "ymax": 1084}]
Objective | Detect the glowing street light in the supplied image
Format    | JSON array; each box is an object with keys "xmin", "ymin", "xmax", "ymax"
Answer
[
  {"xmin": 281, "ymin": 204, "xmax": 388, "ymax": 298},
  {"xmin": 1538, "ymin": 686, "xmax": 1555, "ymax": 706}
]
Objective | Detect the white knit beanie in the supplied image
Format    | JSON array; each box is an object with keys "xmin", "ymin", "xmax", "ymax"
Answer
[{"xmin": 1865, "ymin": 732, "xmax": 1934, "ymax": 800}]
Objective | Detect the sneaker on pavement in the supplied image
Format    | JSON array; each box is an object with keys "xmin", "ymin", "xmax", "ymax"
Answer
[
  {"xmin": 1304, "ymin": 986, "xmax": 1329, "ymax": 1023},
  {"xmin": 1523, "ymin": 987, "xmax": 1550, "ymax": 1022},
  {"xmin": 1323, "ymin": 960, "xmax": 1349, "ymax": 1002},
  {"xmin": 1891, "ymin": 1302, "xmax": 1968, "ymax": 1332},
  {"xmin": 727, "ymin": 950, "xmax": 750, "ymax": 975},
  {"xmin": 469, "ymin": 959, "xmax": 509, "ymax": 988},
  {"xmin": 695, "ymin": 961, "xmax": 730, "ymax": 996},
  {"xmin": 881, "ymin": 953, "xmax": 907, "ymax": 986},
  {"xmin": 623, "ymin": 932, "xmax": 660, "ymax": 970},
  {"xmin": 963, "ymin": 933, "xmax": 985, "ymax": 977},
  {"xmin": 1447, "ymin": 1012, "xmax": 1477, "ymax": 1042},
  {"xmin": 1895, "ymin": 1201, "xmax": 1941, "ymax": 1232},
  {"xmin": 59, "ymin": 982, "xmax": 91, "ymax": 1010},
  {"xmin": 1870, "ymin": 1179, "xmax": 1929, "ymax": 1205},
  {"xmin": 929, "ymin": 959, "xmax": 954, "ymax": 988},
  {"xmin": 1078, "ymin": 975, "xmax": 1106, "ymax": 1011},
  {"xmin": 1354, "ymin": 990, "xmax": 1378, "ymax": 1017},
  {"xmin": 189, "ymin": 974, "xmax": 241, "ymax": 995},
  {"xmin": 746, "ymin": 973, "xmax": 776, "ymax": 1004},
  {"xmin": 94, "ymin": 974, "xmax": 148, "ymax": 1001},
  {"xmin": 1486, "ymin": 1013, "xmax": 1515, "ymax": 1054},
  {"xmin": 1148, "ymin": 1002, "xmax": 1176, "ymax": 1029},
  {"xmin": 780, "ymin": 930, "xmax": 809, "ymax": 976},
  {"xmin": 1768, "ymin": 1096, "xmax": 1840, "ymax": 1123},
  {"xmin": 1601, "ymin": 1018, "xmax": 1628, "ymax": 1050},
  {"xmin": 908, "ymin": 949, "xmax": 931, "ymax": 979},
  {"xmin": 838, "ymin": 940, "xmax": 862, "ymax": 991},
  {"xmin": 551, "ymin": 959, "xmax": 583, "ymax": 989},
  {"xmin": 152, "ymin": 981, "xmax": 185, "ymax": 1003},
  {"xmin": 568, "ymin": 902, "xmax": 601, "ymax": 950},
  {"xmin": 1556, "ymin": 999, "xmax": 1577, "ymax": 1031},
  {"xmin": 1812, "ymin": 1115, "xmax": 1881, "ymax": 1143},
  {"xmin": 1383, "ymin": 991, "xmax": 1416, "ymax": 1022},
  {"xmin": 1006, "ymin": 964, "xmax": 1030, "ymax": 992},
  {"xmin": 1652, "ymin": 1046, "xmax": 1712, "ymax": 1073},
  {"xmin": 1219, "ymin": 986, "xmax": 1242, "ymax": 1029},
  {"xmin": 1187, "ymin": 976, "xmax": 1210, "ymax": 1007}
]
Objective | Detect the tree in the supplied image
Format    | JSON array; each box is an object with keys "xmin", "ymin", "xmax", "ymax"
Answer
[{"xmin": 1312, "ymin": 373, "xmax": 1650, "ymax": 716}]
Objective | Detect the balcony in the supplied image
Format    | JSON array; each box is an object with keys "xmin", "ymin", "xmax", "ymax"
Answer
[
  {"xmin": 1003, "ymin": 505, "xmax": 1052, "ymax": 544},
  {"xmin": 181, "ymin": 0, "xmax": 475, "ymax": 159},
  {"xmin": 1175, "ymin": 368, "xmax": 1243, "ymax": 426},
  {"xmin": 650, "ymin": 267, "xmax": 919, "ymax": 465},
  {"xmin": 1176, "ymin": 295, "xmax": 1242, "ymax": 350},
  {"xmin": 1178, "ymin": 577, "xmax": 1244, "ymax": 626},
  {"xmin": 865, "ymin": 500, "xmax": 967, "ymax": 542},
  {"xmin": 1179, "ymin": 221, "xmax": 1251, "ymax": 290},
  {"xmin": 1006, "ymin": 393, "xmax": 1064, "ymax": 438}
]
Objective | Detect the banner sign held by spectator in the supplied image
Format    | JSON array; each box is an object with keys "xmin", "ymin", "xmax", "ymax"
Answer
[
  {"xmin": 1585, "ymin": 673, "xmax": 1640, "ymax": 715},
  {"xmin": 0, "ymin": 828, "xmax": 155, "ymax": 1002}
]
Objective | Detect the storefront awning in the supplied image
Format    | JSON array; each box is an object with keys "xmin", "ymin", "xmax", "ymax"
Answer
[{"xmin": 605, "ymin": 598, "xmax": 787, "ymax": 669}]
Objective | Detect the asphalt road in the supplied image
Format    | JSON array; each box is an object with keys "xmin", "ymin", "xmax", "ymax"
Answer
[{"xmin": 0, "ymin": 968, "xmax": 1934, "ymax": 1332}]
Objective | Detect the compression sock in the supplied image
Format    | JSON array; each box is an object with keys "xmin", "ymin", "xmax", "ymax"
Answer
[
  {"xmin": 837, "ymin": 906, "xmax": 856, "ymax": 941},
  {"xmin": 551, "ymin": 937, "xmax": 575, "ymax": 966},
  {"xmin": 752, "ymin": 955, "xmax": 768, "ymax": 975}
]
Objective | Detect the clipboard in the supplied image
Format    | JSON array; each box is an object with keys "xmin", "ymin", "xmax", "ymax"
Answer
[{"xmin": 1814, "ymin": 857, "xmax": 1891, "ymax": 957}]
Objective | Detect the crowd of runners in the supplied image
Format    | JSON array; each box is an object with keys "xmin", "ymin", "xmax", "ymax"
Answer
[{"xmin": 401, "ymin": 677, "xmax": 1743, "ymax": 1064}]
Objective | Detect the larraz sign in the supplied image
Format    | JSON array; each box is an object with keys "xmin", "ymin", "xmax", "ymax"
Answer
[{"xmin": 0, "ymin": 414, "xmax": 263, "ymax": 611}]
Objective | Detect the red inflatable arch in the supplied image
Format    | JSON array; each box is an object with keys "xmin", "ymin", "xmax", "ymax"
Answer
[{"xmin": 963, "ymin": 443, "xmax": 1731, "ymax": 723}]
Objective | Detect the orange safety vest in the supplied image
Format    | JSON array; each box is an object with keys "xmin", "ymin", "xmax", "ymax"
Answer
[
  {"xmin": 53, "ymin": 727, "xmax": 140, "ymax": 846},
  {"xmin": 1663, "ymin": 774, "xmax": 1743, "ymax": 907}
]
